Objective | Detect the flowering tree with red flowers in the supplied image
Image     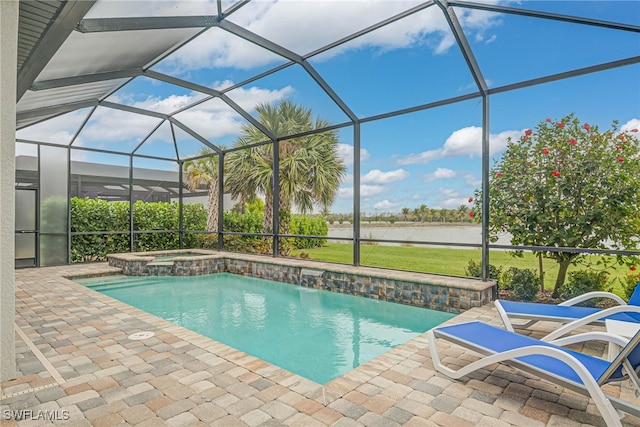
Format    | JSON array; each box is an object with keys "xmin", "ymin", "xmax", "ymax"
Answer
[{"xmin": 472, "ymin": 114, "xmax": 640, "ymax": 297}]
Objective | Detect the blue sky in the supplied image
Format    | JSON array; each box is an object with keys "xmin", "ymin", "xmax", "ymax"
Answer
[{"xmin": 16, "ymin": 0, "xmax": 640, "ymax": 214}]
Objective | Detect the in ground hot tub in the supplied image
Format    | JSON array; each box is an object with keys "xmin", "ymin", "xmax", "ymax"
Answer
[{"xmin": 107, "ymin": 249, "xmax": 224, "ymax": 276}]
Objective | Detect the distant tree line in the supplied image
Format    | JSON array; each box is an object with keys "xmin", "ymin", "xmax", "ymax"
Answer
[{"xmin": 324, "ymin": 204, "xmax": 474, "ymax": 225}]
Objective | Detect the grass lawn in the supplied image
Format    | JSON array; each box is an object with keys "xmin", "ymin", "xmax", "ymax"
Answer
[{"xmin": 292, "ymin": 243, "xmax": 634, "ymax": 297}]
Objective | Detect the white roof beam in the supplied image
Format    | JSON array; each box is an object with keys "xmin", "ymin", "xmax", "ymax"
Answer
[
  {"xmin": 75, "ymin": 16, "xmax": 219, "ymax": 33},
  {"xmin": 31, "ymin": 68, "xmax": 143, "ymax": 91},
  {"xmin": 17, "ymin": 99, "xmax": 98, "ymax": 122},
  {"xmin": 17, "ymin": 1, "xmax": 97, "ymax": 100}
]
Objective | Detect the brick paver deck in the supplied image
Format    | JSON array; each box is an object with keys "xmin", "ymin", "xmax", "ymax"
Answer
[{"xmin": 2, "ymin": 263, "xmax": 640, "ymax": 426}]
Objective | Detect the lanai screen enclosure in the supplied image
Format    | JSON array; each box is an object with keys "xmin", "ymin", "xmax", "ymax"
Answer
[{"xmin": 12, "ymin": 0, "xmax": 640, "ymax": 278}]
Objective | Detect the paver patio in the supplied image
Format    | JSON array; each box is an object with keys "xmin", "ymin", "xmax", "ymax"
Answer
[{"xmin": 2, "ymin": 263, "xmax": 640, "ymax": 426}]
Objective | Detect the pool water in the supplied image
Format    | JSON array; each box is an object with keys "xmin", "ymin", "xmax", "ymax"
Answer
[{"xmin": 76, "ymin": 273, "xmax": 455, "ymax": 383}]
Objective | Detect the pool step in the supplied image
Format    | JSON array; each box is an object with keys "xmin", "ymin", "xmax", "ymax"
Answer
[{"xmin": 85, "ymin": 277, "xmax": 160, "ymax": 291}]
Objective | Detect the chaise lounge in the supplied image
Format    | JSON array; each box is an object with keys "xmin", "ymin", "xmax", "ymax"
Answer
[
  {"xmin": 429, "ymin": 321, "xmax": 640, "ymax": 427},
  {"xmin": 495, "ymin": 283, "xmax": 640, "ymax": 341}
]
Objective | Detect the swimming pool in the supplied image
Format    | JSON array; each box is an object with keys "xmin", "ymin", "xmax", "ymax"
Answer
[{"xmin": 76, "ymin": 273, "xmax": 455, "ymax": 384}]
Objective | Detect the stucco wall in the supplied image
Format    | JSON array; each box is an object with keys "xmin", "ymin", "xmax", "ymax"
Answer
[{"xmin": 0, "ymin": 0, "xmax": 18, "ymax": 382}]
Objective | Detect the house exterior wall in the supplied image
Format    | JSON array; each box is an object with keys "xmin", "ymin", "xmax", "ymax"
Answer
[{"xmin": 0, "ymin": 0, "xmax": 18, "ymax": 382}]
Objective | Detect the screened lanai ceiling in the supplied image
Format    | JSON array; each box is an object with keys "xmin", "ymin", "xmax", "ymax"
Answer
[{"xmin": 15, "ymin": 0, "xmax": 640, "ymax": 166}]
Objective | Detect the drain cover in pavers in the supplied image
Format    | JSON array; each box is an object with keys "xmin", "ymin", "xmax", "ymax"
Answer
[{"xmin": 128, "ymin": 331, "xmax": 155, "ymax": 340}]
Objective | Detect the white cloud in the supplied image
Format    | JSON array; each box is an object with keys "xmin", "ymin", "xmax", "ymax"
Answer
[
  {"xmin": 337, "ymin": 184, "xmax": 385, "ymax": 199},
  {"xmin": 337, "ymin": 144, "xmax": 371, "ymax": 165},
  {"xmin": 424, "ymin": 167, "xmax": 457, "ymax": 182},
  {"xmin": 142, "ymin": 84, "xmax": 292, "ymax": 140},
  {"xmin": 396, "ymin": 126, "xmax": 521, "ymax": 165},
  {"xmin": 440, "ymin": 197, "xmax": 469, "ymax": 208},
  {"xmin": 131, "ymin": 94, "xmax": 199, "ymax": 113},
  {"xmin": 621, "ymin": 118, "xmax": 640, "ymax": 133},
  {"xmin": 439, "ymin": 188, "xmax": 459, "ymax": 198},
  {"xmin": 223, "ymin": 84, "xmax": 295, "ymax": 112},
  {"xmin": 438, "ymin": 188, "xmax": 469, "ymax": 208},
  {"xmin": 361, "ymin": 168, "xmax": 409, "ymax": 184},
  {"xmin": 484, "ymin": 34, "xmax": 497, "ymax": 44},
  {"xmin": 15, "ymin": 142, "xmax": 38, "ymax": 157},
  {"xmin": 78, "ymin": 107, "xmax": 164, "ymax": 147},
  {"xmin": 360, "ymin": 185, "xmax": 386, "ymax": 198},
  {"xmin": 463, "ymin": 173, "xmax": 481, "ymax": 187},
  {"xmin": 396, "ymin": 149, "xmax": 441, "ymax": 165},
  {"xmin": 374, "ymin": 200, "xmax": 398, "ymax": 210},
  {"xmin": 20, "ymin": 83, "xmax": 293, "ymax": 150},
  {"xmin": 147, "ymin": 0, "xmax": 503, "ymax": 72},
  {"xmin": 16, "ymin": 109, "xmax": 90, "ymax": 145}
]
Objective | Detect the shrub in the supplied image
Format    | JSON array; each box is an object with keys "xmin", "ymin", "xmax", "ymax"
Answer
[
  {"xmin": 465, "ymin": 259, "xmax": 503, "ymax": 288},
  {"xmin": 290, "ymin": 215, "xmax": 328, "ymax": 249},
  {"xmin": 623, "ymin": 272, "xmax": 640, "ymax": 301},
  {"xmin": 132, "ymin": 201, "xmax": 180, "ymax": 251},
  {"xmin": 558, "ymin": 270, "xmax": 610, "ymax": 305},
  {"xmin": 71, "ymin": 198, "xmax": 131, "ymax": 262},
  {"xmin": 71, "ymin": 197, "xmax": 331, "ymax": 260},
  {"xmin": 502, "ymin": 267, "xmax": 539, "ymax": 301}
]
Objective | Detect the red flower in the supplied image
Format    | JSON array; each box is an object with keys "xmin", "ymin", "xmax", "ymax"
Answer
[
  {"xmin": 583, "ymin": 123, "xmax": 590, "ymax": 131},
  {"xmin": 546, "ymin": 118, "xmax": 552, "ymax": 123},
  {"xmin": 631, "ymin": 265, "xmax": 637, "ymax": 271},
  {"xmin": 616, "ymin": 145, "xmax": 622, "ymax": 150},
  {"xmin": 568, "ymin": 138, "xmax": 577, "ymax": 145},
  {"xmin": 468, "ymin": 197, "xmax": 473, "ymax": 203},
  {"xmin": 495, "ymin": 172, "xmax": 504, "ymax": 178},
  {"xmin": 618, "ymin": 157, "xmax": 624, "ymax": 163},
  {"xmin": 551, "ymin": 170, "xmax": 561, "ymax": 177},
  {"xmin": 525, "ymin": 129, "xmax": 532, "ymax": 136},
  {"xmin": 468, "ymin": 211, "xmax": 474, "ymax": 218},
  {"xmin": 557, "ymin": 122, "xmax": 566, "ymax": 128},
  {"xmin": 542, "ymin": 147, "xmax": 550, "ymax": 155}
]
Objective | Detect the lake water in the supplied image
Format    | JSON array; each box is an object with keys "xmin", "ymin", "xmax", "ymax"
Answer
[{"xmin": 327, "ymin": 224, "xmax": 512, "ymax": 248}]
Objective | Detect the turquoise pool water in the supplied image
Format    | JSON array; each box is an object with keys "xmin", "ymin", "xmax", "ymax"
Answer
[{"xmin": 77, "ymin": 273, "xmax": 455, "ymax": 383}]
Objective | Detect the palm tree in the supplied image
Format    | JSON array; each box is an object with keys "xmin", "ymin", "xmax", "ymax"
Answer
[
  {"xmin": 225, "ymin": 100, "xmax": 346, "ymax": 248},
  {"xmin": 183, "ymin": 148, "xmax": 221, "ymax": 231},
  {"xmin": 457, "ymin": 204, "xmax": 469, "ymax": 222},
  {"xmin": 401, "ymin": 207, "xmax": 410, "ymax": 222}
]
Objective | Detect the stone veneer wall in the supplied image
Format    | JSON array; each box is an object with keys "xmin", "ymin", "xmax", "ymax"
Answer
[
  {"xmin": 107, "ymin": 251, "xmax": 495, "ymax": 313},
  {"xmin": 225, "ymin": 258, "xmax": 492, "ymax": 313},
  {"xmin": 107, "ymin": 251, "xmax": 225, "ymax": 276}
]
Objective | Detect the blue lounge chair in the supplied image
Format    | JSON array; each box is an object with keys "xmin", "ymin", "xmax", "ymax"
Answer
[
  {"xmin": 429, "ymin": 321, "xmax": 640, "ymax": 427},
  {"xmin": 496, "ymin": 283, "xmax": 640, "ymax": 341}
]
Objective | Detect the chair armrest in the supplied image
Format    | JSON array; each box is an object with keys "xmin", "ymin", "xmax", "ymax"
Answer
[
  {"xmin": 543, "ymin": 305, "xmax": 640, "ymax": 342},
  {"xmin": 550, "ymin": 332, "xmax": 629, "ymax": 349},
  {"xmin": 559, "ymin": 292, "xmax": 627, "ymax": 307}
]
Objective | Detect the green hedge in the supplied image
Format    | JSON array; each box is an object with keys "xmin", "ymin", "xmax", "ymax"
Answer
[{"xmin": 70, "ymin": 197, "xmax": 328, "ymax": 262}]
